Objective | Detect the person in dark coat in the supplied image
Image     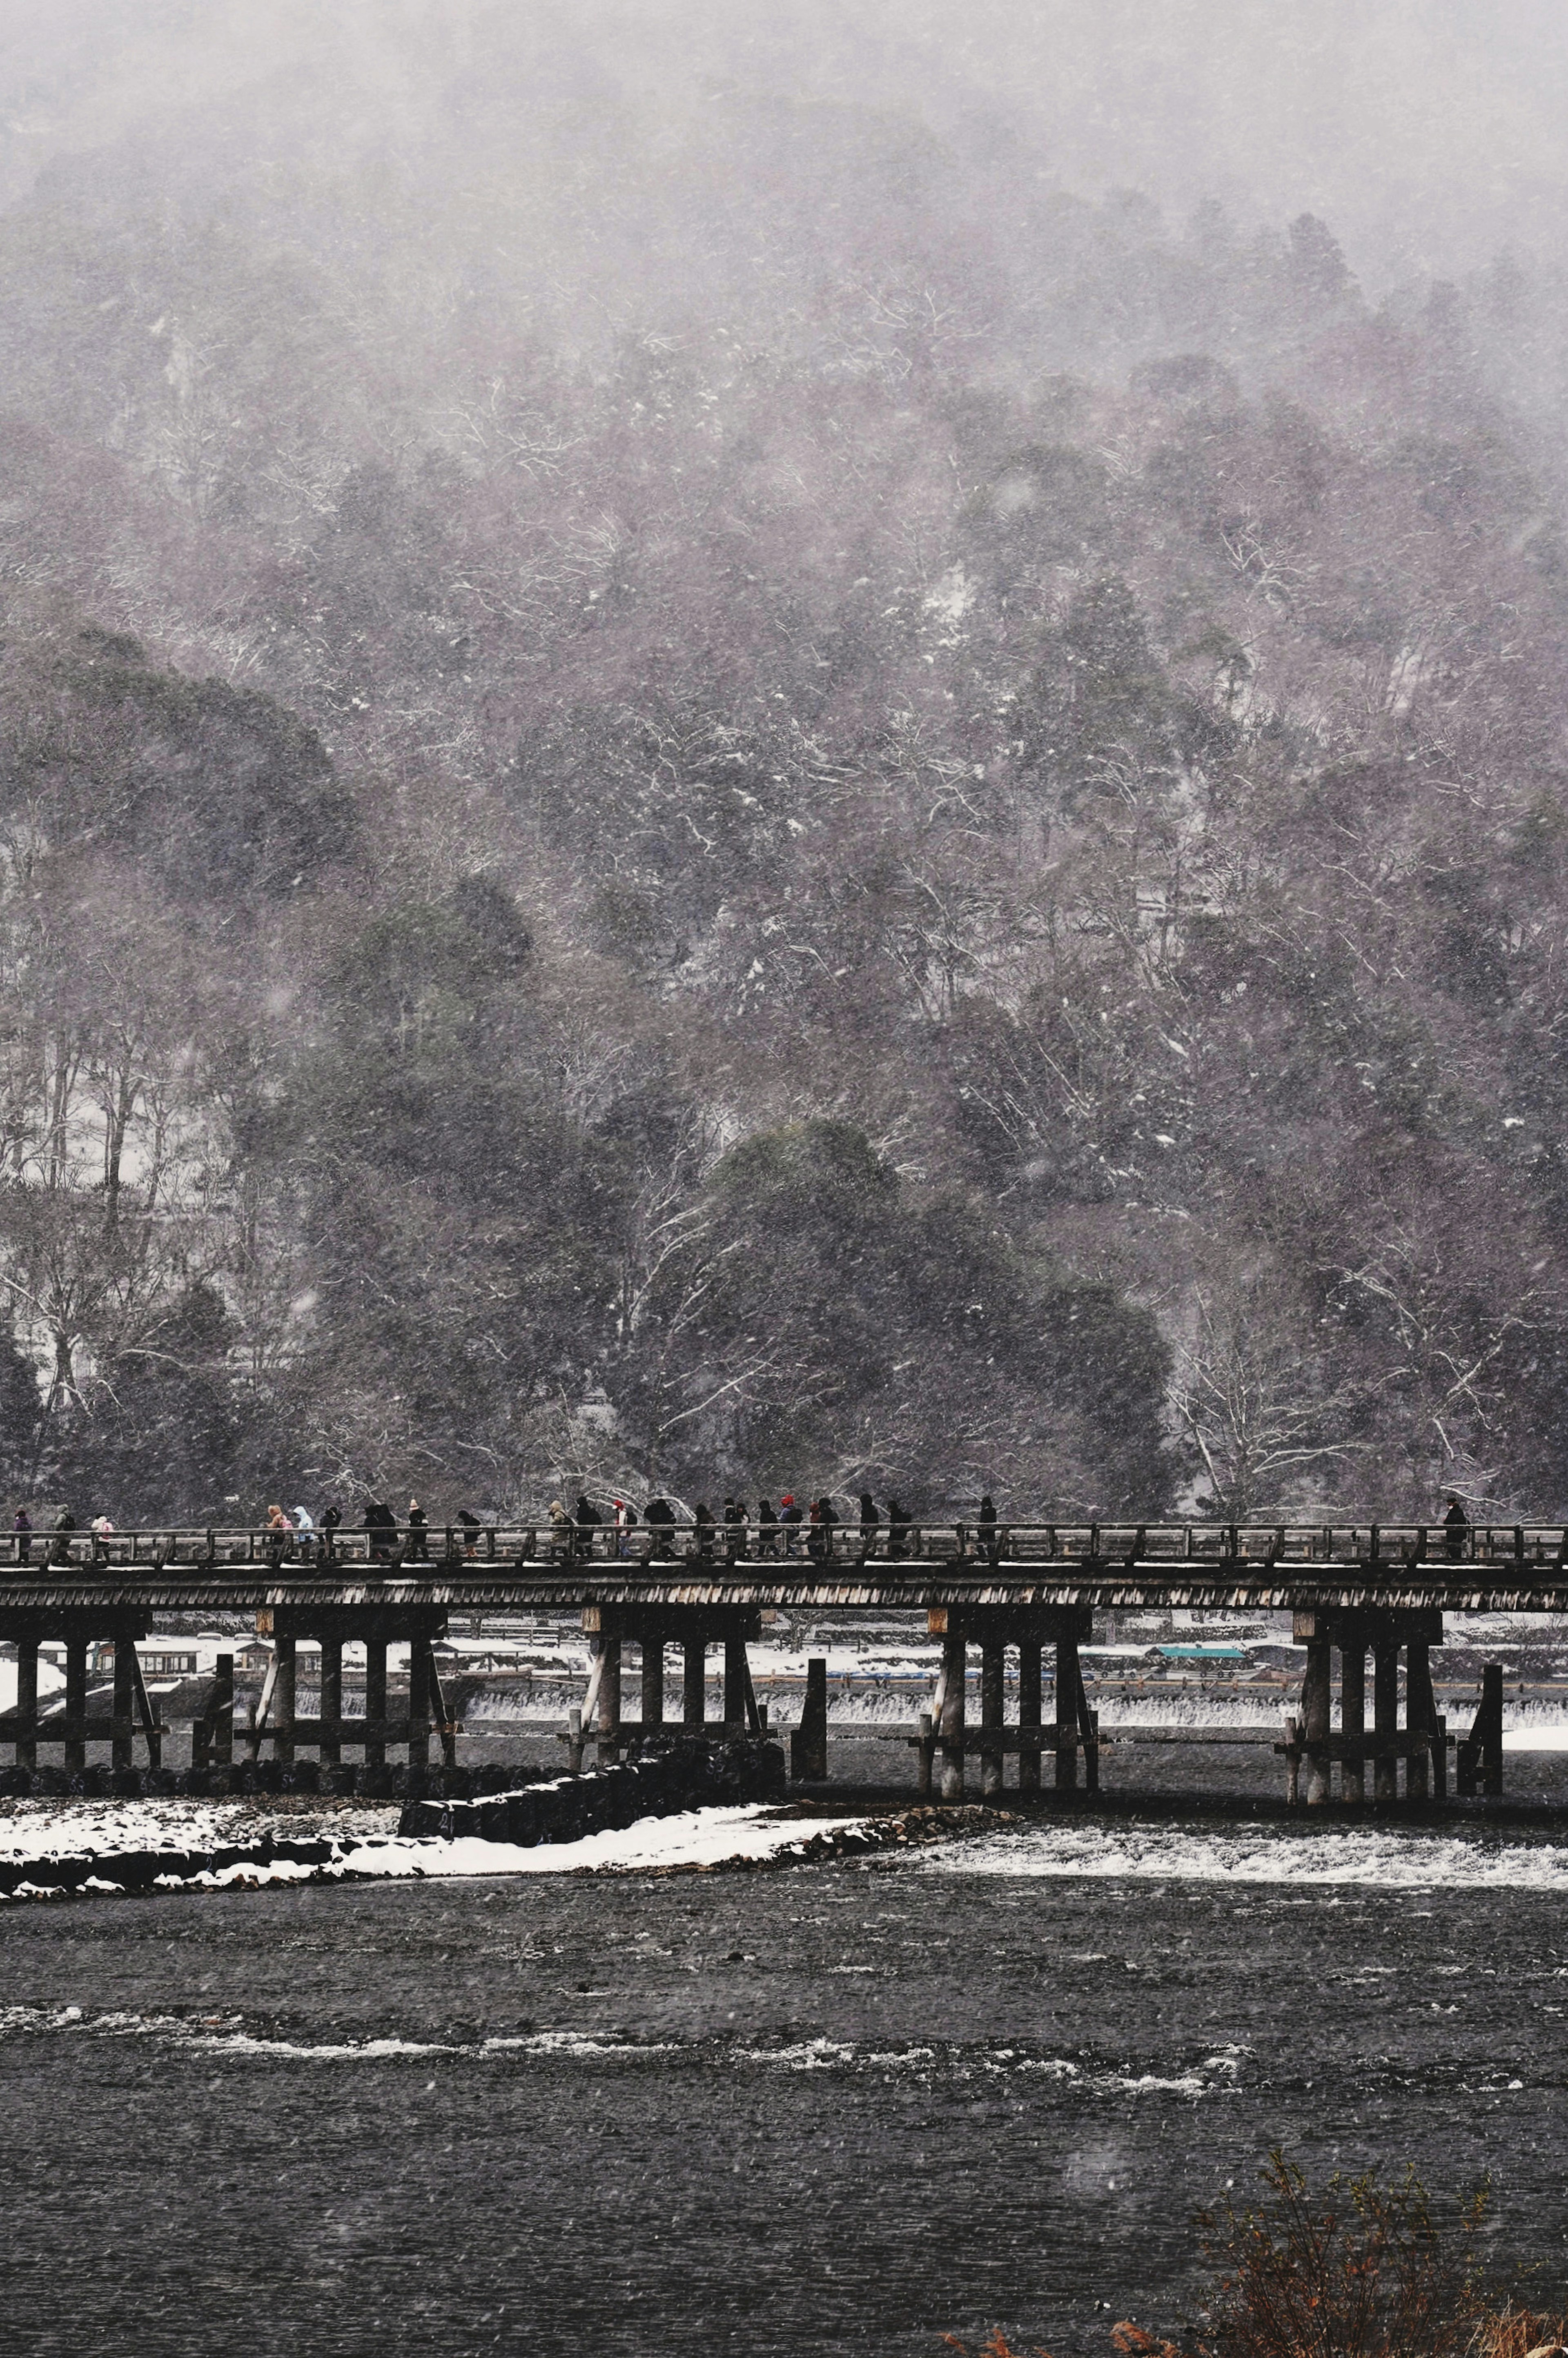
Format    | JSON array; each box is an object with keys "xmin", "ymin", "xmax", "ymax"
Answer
[
  {"xmin": 886, "ymin": 1499, "xmax": 910, "ymax": 1560},
  {"xmin": 1443, "ymin": 1495, "xmax": 1470, "ymax": 1561},
  {"xmin": 644, "ymin": 1496, "xmax": 676, "ymax": 1559},
  {"xmin": 858, "ymin": 1493, "xmax": 879, "ymax": 1562},
  {"xmin": 779, "ymin": 1495, "xmax": 804, "ymax": 1558},
  {"xmin": 406, "ymin": 1498, "xmax": 429, "ymax": 1563},
  {"xmin": 723, "ymin": 1498, "xmax": 748, "ymax": 1564},
  {"xmin": 364, "ymin": 1499, "xmax": 397, "ymax": 1563},
  {"xmin": 694, "ymin": 1502, "xmax": 716, "ymax": 1560},
  {"xmin": 978, "ymin": 1493, "xmax": 999, "ymax": 1566},
  {"xmin": 756, "ymin": 1500, "xmax": 778, "ymax": 1559},
  {"xmin": 13, "ymin": 1508, "xmax": 30, "ymax": 1565},
  {"xmin": 575, "ymin": 1495, "xmax": 601, "ymax": 1565},
  {"xmin": 457, "ymin": 1508, "xmax": 481, "ymax": 1559}
]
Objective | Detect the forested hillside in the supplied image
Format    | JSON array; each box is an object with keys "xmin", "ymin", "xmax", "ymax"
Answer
[{"xmin": 3, "ymin": 6, "xmax": 1568, "ymax": 1521}]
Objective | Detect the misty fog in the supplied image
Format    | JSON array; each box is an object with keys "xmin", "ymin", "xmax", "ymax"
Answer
[{"xmin": 0, "ymin": 0, "xmax": 1566, "ymax": 1525}]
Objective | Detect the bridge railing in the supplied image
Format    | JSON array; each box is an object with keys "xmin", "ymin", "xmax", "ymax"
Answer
[{"xmin": 1, "ymin": 1519, "xmax": 1565, "ymax": 1575}]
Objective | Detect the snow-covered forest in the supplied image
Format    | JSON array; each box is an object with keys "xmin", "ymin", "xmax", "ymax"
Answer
[{"xmin": 5, "ymin": 2, "xmax": 1568, "ymax": 1522}]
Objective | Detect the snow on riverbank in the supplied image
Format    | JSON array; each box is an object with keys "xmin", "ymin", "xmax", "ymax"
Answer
[{"xmin": 0, "ymin": 1796, "xmax": 876, "ymax": 1898}]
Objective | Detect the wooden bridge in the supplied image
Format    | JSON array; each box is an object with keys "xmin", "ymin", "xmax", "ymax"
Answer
[{"xmin": 0, "ymin": 1519, "xmax": 1548, "ymax": 1804}]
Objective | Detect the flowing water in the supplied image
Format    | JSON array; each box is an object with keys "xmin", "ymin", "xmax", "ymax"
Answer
[{"xmin": 3, "ymin": 1774, "xmax": 1568, "ymax": 2358}]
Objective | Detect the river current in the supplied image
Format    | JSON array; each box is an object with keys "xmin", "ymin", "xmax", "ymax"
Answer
[{"xmin": 3, "ymin": 1780, "xmax": 1568, "ymax": 2358}]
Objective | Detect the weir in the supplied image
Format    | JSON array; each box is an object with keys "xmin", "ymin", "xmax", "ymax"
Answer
[{"xmin": 0, "ymin": 1519, "xmax": 1543, "ymax": 1804}]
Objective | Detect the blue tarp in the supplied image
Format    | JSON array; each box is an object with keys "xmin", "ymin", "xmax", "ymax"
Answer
[{"xmin": 1156, "ymin": 1643, "xmax": 1247, "ymax": 1660}]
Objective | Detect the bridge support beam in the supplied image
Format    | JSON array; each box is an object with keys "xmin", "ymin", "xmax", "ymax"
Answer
[
  {"xmin": 642, "ymin": 1637, "xmax": 664, "ymax": 1730},
  {"xmin": 724, "ymin": 1636, "xmax": 749, "ymax": 1732},
  {"xmin": 927, "ymin": 1605, "xmax": 1094, "ymax": 1800},
  {"xmin": 1303, "ymin": 1637, "xmax": 1332, "ymax": 1805},
  {"xmin": 1017, "ymin": 1639, "xmax": 1041, "ymax": 1796},
  {"xmin": 980, "ymin": 1640, "xmax": 1004, "ymax": 1798},
  {"xmin": 1374, "ymin": 1642, "xmax": 1399, "ymax": 1802},
  {"xmin": 682, "ymin": 1636, "xmax": 706, "ymax": 1728},
  {"xmin": 319, "ymin": 1635, "xmax": 342, "ymax": 1767},
  {"xmin": 14, "ymin": 1637, "xmax": 36, "ymax": 1770},
  {"xmin": 1288, "ymin": 1609, "xmax": 1446, "ymax": 1806},
  {"xmin": 938, "ymin": 1634, "xmax": 966, "ymax": 1800},
  {"xmin": 598, "ymin": 1635, "xmax": 622, "ymax": 1762},
  {"xmin": 1341, "ymin": 1640, "xmax": 1365, "ymax": 1805}
]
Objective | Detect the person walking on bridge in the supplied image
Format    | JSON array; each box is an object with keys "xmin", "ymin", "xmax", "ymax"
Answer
[
  {"xmin": 779, "ymin": 1495, "xmax": 804, "ymax": 1557},
  {"xmin": 405, "ymin": 1499, "xmax": 428, "ymax": 1563},
  {"xmin": 858, "ymin": 1493, "xmax": 879, "ymax": 1562},
  {"xmin": 723, "ymin": 1498, "xmax": 747, "ymax": 1564},
  {"xmin": 1444, "ymin": 1494, "xmax": 1470, "ymax": 1561},
  {"xmin": 644, "ymin": 1495, "xmax": 676, "ymax": 1560},
  {"xmin": 575, "ymin": 1495, "xmax": 601, "ymax": 1565},
  {"xmin": 756, "ymin": 1499, "xmax": 778, "ymax": 1558}
]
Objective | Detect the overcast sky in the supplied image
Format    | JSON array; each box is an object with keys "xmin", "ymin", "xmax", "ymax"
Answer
[{"xmin": 0, "ymin": 1, "xmax": 1564, "ymax": 282}]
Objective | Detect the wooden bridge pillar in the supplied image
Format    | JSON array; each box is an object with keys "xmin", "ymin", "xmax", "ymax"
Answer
[
  {"xmin": 273, "ymin": 1633, "xmax": 297, "ymax": 1766},
  {"xmin": 1017, "ymin": 1638, "xmax": 1042, "ymax": 1795},
  {"xmin": 598, "ymin": 1635, "xmax": 622, "ymax": 1761},
  {"xmin": 1373, "ymin": 1641, "xmax": 1399, "ymax": 1802},
  {"xmin": 111, "ymin": 1634, "xmax": 136, "ymax": 1770},
  {"xmin": 364, "ymin": 1638, "xmax": 387, "ymax": 1770},
  {"xmin": 724, "ymin": 1636, "xmax": 749, "ymax": 1730},
  {"xmin": 406, "ymin": 1629, "xmax": 432, "ymax": 1771},
  {"xmin": 682, "ymin": 1636, "xmax": 706, "ymax": 1728},
  {"xmin": 1054, "ymin": 1632, "xmax": 1078, "ymax": 1791},
  {"xmin": 641, "ymin": 1636, "xmax": 664, "ymax": 1729},
  {"xmin": 1303, "ymin": 1636, "xmax": 1332, "ymax": 1805},
  {"xmin": 64, "ymin": 1636, "xmax": 87, "ymax": 1771},
  {"xmin": 1340, "ymin": 1639, "xmax": 1365, "ymax": 1805},
  {"xmin": 1406, "ymin": 1641, "xmax": 1435, "ymax": 1801},
  {"xmin": 14, "ymin": 1636, "xmax": 36, "ymax": 1769},
  {"xmin": 938, "ymin": 1633, "xmax": 966, "ymax": 1801},
  {"xmin": 319, "ymin": 1635, "xmax": 343, "ymax": 1767},
  {"xmin": 980, "ymin": 1640, "xmax": 1005, "ymax": 1797}
]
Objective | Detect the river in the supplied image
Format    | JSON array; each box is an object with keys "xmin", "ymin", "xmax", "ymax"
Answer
[{"xmin": 2, "ymin": 1786, "xmax": 1567, "ymax": 2357}]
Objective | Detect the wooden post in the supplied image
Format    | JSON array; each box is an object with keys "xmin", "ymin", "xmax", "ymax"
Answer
[
  {"xmin": 1283, "ymin": 1713, "xmax": 1301, "ymax": 1805},
  {"xmin": 980, "ymin": 1638, "xmax": 1004, "ymax": 1797},
  {"xmin": 14, "ymin": 1636, "xmax": 37, "ymax": 1769},
  {"xmin": 792, "ymin": 1658, "xmax": 829, "ymax": 1782},
  {"xmin": 1405, "ymin": 1641, "xmax": 1433, "ymax": 1801},
  {"xmin": 1373, "ymin": 1642, "xmax": 1398, "ymax": 1802},
  {"xmin": 641, "ymin": 1630, "xmax": 664, "ymax": 1729},
  {"xmin": 1303, "ymin": 1636, "xmax": 1331, "ymax": 1804},
  {"xmin": 405, "ymin": 1629, "xmax": 431, "ymax": 1773},
  {"xmin": 682, "ymin": 1634, "xmax": 705, "ymax": 1729},
  {"xmin": 1054, "ymin": 1633, "xmax": 1078, "ymax": 1791},
  {"xmin": 430, "ymin": 1658, "xmax": 457, "ymax": 1768},
  {"xmin": 1340, "ymin": 1638, "xmax": 1365, "ymax": 1805},
  {"xmin": 131, "ymin": 1651, "xmax": 162, "ymax": 1770},
  {"xmin": 363, "ymin": 1637, "xmax": 387, "ymax": 1770},
  {"xmin": 598, "ymin": 1634, "xmax": 622, "ymax": 1763},
  {"xmin": 64, "ymin": 1636, "xmax": 87, "ymax": 1771},
  {"xmin": 319, "ymin": 1634, "xmax": 343, "ymax": 1766},
  {"xmin": 212, "ymin": 1652, "xmax": 234, "ymax": 1766},
  {"xmin": 273, "ymin": 1632, "xmax": 297, "ymax": 1766},
  {"xmin": 1017, "ymin": 1638, "xmax": 1042, "ymax": 1796},
  {"xmin": 938, "ymin": 1633, "xmax": 966, "ymax": 1801},
  {"xmin": 916, "ymin": 1708, "xmax": 933, "ymax": 1798},
  {"xmin": 110, "ymin": 1641, "xmax": 134, "ymax": 1773},
  {"xmin": 1076, "ymin": 1667, "xmax": 1099, "ymax": 1796},
  {"xmin": 1482, "ymin": 1660, "xmax": 1503, "ymax": 1796},
  {"xmin": 724, "ymin": 1635, "xmax": 749, "ymax": 1731}
]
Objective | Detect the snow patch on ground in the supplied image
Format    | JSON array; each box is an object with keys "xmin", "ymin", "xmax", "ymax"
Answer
[{"xmin": 927, "ymin": 1821, "xmax": 1568, "ymax": 1888}]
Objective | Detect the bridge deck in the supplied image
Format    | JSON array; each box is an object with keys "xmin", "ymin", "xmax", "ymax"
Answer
[{"xmin": 0, "ymin": 1560, "xmax": 1566, "ymax": 1615}]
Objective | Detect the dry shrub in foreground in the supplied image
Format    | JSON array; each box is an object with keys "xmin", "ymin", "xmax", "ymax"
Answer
[{"xmin": 946, "ymin": 2151, "xmax": 1566, "ymax": 2358}]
